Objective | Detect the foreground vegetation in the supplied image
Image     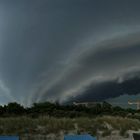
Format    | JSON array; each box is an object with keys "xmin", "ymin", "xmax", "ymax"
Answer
[
  {"xmin": 0, "ymin": 101, "xmax": 140, "ymax": 137},
  {"xmin": 0, "ymin": 116, "xmax": 139, "ymax": 137}
]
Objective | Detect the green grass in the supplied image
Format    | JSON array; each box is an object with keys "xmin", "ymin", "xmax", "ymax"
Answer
[{"xmin": 0, "ymin": 116, "xmax": 139, "ymax": 136}]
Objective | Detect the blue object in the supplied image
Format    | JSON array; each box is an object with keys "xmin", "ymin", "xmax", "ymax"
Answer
[
  {"xmin": 0, "ymin": 136, "xmax": 19, "ymax": 140},
  {"xmin": 64, "ymin": 134, "xmax": 96, "ymax": 140}
]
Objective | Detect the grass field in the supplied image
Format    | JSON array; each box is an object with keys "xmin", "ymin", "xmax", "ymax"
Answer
[{"xmin": 0, "ymin": 116, "xmax": 140, "ymax": 137}]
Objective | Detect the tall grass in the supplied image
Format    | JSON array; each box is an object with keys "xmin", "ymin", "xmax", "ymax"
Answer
[{"xmin": 0, "ymin": 116, "xmax": 139, "ymax": 136}]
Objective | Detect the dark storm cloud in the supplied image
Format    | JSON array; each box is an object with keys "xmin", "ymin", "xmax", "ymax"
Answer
[
  {"xmin": 0, "ymin": 0, "xmax": 140, "ymax": 105},
  {"xmin": 68, "ymin": 75, "xmax": 140, "ymax": 103},
  {"xmin": 36, "ymin": 33, "xmax": 140, "ymax": 103}
]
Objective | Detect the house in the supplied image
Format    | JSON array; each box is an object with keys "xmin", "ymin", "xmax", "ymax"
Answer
[
  {"xmin": 64, "ymin": 134, "xmax": 96, "ymax": 140},
  {"xmin": 0, "ymin": 136, "xmax": 19, "ymax": 140},
  {"xmin": 73, "ymin": 102, "xmax": 100, "ymax": 108}
]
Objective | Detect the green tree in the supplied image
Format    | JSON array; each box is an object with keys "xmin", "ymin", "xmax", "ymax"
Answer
[{"xmin": 6, "ymin": 102, "xmax": 25, "ymax": 115}]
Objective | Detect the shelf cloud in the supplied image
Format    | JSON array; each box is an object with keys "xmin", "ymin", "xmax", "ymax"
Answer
[{"xmin": 0, "ymin": 0, "xmax": 140, "ymax": 106}]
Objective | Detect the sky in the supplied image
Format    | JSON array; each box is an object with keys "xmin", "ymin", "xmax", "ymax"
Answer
[{"xmin": 0, "ymin": 0, "xmax": 140, "ymax": 107}]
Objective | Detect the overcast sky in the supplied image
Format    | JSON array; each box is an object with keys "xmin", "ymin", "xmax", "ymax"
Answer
[{"xmin": 0, "ymin": 0, "xmax": 140, "ymax": 106}]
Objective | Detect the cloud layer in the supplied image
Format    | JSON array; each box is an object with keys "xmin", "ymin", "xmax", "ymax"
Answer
[
  {"xmin": 35, "ymin": 33, "xmax": 140, "ymax": 104},
  {"xmin": 0, "ymin": 0, "xmax": 140, "ymax": 106}
]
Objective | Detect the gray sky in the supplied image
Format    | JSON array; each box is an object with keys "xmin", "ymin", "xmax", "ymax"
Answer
[{"xmin": 0, "ymin": 0, "xmax": 140, "ymax": 106}]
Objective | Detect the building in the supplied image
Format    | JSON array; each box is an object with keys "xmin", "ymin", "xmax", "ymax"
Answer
[{"xmin": 73, "ymin": 102, "xmax": 101, "ymax": 108}]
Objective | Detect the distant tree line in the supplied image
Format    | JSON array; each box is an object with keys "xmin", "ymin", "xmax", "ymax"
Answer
[{"xmin": 0, "ymin": 101, "xmax": 139, "ymax": 118}]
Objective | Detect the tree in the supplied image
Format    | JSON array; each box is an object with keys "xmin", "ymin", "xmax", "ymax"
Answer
[
  {"xmin": 6, "ymin": 102, "xmax": 25, "ymax": 115},
  {"xmin": 102, "ymin": 101, "xmax": 112, "ymax": 113}
]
